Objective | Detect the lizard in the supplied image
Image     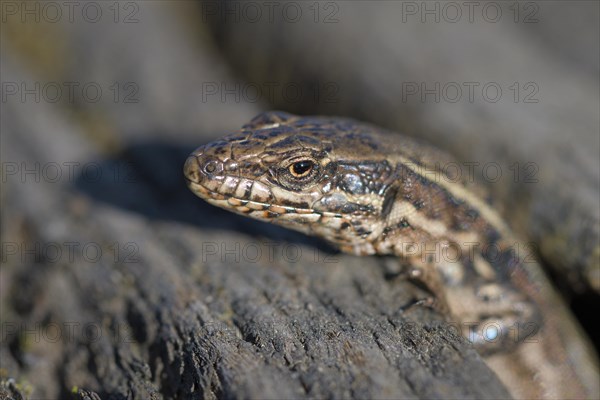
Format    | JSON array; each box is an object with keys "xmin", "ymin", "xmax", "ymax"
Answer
[{"xmin": 184, "ymin": 111, "xmax": 599, "ymax": 399}]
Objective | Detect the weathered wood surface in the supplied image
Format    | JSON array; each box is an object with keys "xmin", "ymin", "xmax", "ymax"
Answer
[
  {"xmin": 1, "ymin": 77, "xmax": 509, "ymax": 397},
  {"xmin": 0, "ymin": 1, "xmax": 597, "ymax": 399}
]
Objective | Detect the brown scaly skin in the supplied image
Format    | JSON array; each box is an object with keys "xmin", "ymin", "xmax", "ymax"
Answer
[{"xmin": 184, "ymin": 111, "xmax": 599, "ymax": 399}]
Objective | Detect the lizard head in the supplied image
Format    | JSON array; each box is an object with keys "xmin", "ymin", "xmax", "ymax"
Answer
[{"xmin": 184, "ymin": 111, "xmax": 398, "ymax": 254}]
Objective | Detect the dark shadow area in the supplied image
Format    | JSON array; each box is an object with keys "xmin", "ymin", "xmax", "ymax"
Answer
[
  {"xmin": 543, "ymin": 256, "xmax": 600, "ymax": 350},
  {"xmin": 571, "ymin": 291, "xmax": 600, "ymax": 349},
  {"xmin": 74, "ymin": 139, "xmax": 338, "ymax": 254}
]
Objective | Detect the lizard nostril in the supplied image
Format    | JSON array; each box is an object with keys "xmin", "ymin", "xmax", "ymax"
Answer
[
  {"xmin": 201, "ymin": 158, "xmax": 223, "ymax": 176},
  {"xmin": 205, "ymin": 162, "xmax": 217, "ymax": 173}
]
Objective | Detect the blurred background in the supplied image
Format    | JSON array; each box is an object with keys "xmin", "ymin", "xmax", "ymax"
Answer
[{"xmin": 1, "ymin": 1, "xmax": 598, "ymax": 398}]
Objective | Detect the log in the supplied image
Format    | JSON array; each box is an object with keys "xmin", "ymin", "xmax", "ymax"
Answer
[{"xmin": 1, "ymin": 3, "xmax": 511, "ymax": 398}]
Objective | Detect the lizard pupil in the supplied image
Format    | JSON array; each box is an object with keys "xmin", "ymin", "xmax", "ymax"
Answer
[{"xmin": 290, "ymin": 160, "xmax": 313, "ymax": 177}]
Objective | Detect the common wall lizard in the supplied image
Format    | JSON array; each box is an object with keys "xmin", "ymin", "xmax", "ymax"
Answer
[{"xmin": 184, "ymin": 111, "xmax": 599, "ymax": 399}]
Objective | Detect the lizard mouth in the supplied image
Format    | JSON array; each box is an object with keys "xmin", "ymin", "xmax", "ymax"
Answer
[
  {"xmin": 184, "ymin": 154, "xmax": 332, "ymax": 219},
  {"xmin": 184, "ymin": 154, "xmax": 344, "ymax": 223}
]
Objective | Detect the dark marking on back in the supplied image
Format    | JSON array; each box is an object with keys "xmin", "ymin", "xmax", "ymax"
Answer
[
  {"xmin": 382, "ymin": 185, "xmax": 399, "ymax": 219},
  {"xmin": 466, "ymin": 208, "xmax": 479, "ymax": 219}
]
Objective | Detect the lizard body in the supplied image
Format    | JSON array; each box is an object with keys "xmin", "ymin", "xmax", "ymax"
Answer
[{"xmin": 184, "ymin": 111, "xmax": 599, "ymax": 399}]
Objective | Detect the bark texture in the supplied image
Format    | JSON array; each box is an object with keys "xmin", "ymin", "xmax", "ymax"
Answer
[{"xmin": 1, "ymin": 1, "xmax": 597, "ymax": 398}]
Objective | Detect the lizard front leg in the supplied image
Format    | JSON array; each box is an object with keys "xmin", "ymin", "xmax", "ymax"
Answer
[{"xmin": 401, "ymin": 241, "xmax": 541, "ymax": 355}]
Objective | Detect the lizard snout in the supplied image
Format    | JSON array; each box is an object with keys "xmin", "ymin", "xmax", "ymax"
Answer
[
  {"xmin": 184, "ymin": 149, "xmax": 227, "ymax": 183},
  {"xmin": 183, "ymin": 154, "xmax": 202, "ymax": 183}
]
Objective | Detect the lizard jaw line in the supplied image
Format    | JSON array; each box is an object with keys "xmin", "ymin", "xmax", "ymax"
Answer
[{"xmin": 186, "ymin": 179, "xmax": 343, "ymax": 219}]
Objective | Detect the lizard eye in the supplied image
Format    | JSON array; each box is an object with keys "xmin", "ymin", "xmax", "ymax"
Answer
[
  {"xmin": 289, "ymin": 160, "xmax": 314, "ymax": 178},
  {"xmin": 276, "ymin": 157, "xmax": 322, "ymax": 190}
]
